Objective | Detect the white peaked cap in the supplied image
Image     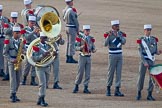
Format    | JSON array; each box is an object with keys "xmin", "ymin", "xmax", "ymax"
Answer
[
  {"xmin": 0, "ymin": 5, "xmax": 3, "ymax": 10},
  {"xmin": 24, "ymin": 0, "xmax": 32, "ymax": 5},
  {"xmin": 144, "ymin": 24, "xmax": 152, "ymax": 29},
  {"xmin": 13, "ymin": 26, "xmax": 21, "ymax": 32},
  {"xmin": 83, "ymin": 25, "xmax": 91, "ymax": 30},
  {"xmin": 65, "ymin": 0, "xmax": 72, "ymax": 2},
  {"xmin": 28, "ymin": 16, "xmax": 36, "ymax": 21},
  {"xmin": 111, "ymin": 20, "xmax": 120, "ymax": 25},
  {"xmin": 11, "ymin": 12, "xmax": 18, "ymax": 18},
  {"xmin": 40, "ymin": 32, "xmax": 47, "ymax": 37}
]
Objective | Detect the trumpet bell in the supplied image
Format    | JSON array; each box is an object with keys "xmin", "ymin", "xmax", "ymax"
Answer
[
  {"xmin": 34, "ymin": 5, "xmax": 60, "ymax": 26},
  {"xmin": 40, "ymin": 12, "xmax": 61, "ymax": 39}
]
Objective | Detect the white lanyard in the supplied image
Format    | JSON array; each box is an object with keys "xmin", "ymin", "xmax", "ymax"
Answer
[
  {"xmin": 63, "ymin": 8, "xmax": 72, "ymax": 20},
  {"xmin": 14, "ymin": 40, "xmax": 19, "ymax": 49},
  {"xmin": 141, "ymin": 39, "xmax": 155, "ymax": 61},
  {"xmin": 40, "ymin": 43, "xmax": 47, "ymax": 52}
]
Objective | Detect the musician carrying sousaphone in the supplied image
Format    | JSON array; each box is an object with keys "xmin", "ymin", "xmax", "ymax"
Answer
[
  {"xmin": 32, "ymin": 32, "xmax": 52, "ymax": 107},
  {"xmin": 136, "ymin": 24, "xmax": 162, "ymax": 101},
  {"xmin": 26, "ymin": 5, "xmax": 62, "ymax": 106}
]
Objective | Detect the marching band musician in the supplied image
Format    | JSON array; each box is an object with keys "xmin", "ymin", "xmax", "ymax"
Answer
[
  {"xmin": 3, "ymin": 25, "xmax": 26, "ymax": 102},
  {"xmin": 32, "ymin": 32, "xmax": 51, "ymax": 107},
  {"xmin": 63, "ymin": 0, "xmax": 79, "ymax": 63},
  {"xmin": 2, "ymin": 12, "xmax": 24, "ymax": 81},
  {"xmin": 4, "ymin": 12, "xmax": 24, "ymax": 39},
  {"xmin": 21, "ymin": 15, "xmax": 39, "ymax": 86},
  {"xmin": 72, "ymin": 25, "xmax": 96, "ymax": 94},
  {"xmin": 0, "ymin": 5, "xmax": 9, "ymax": 77},
  {"xmin": 136, "ymin": 24, "xmax": 162, "ymax": 101},
  {"xmin": 21, "ymin": 0, "xmax": 33, "ymax": 26},
  {"xmin": 51, "ymin": 34, "xmax": 65, "ymax": 89},
  {"xmin": 104, "ymin": 20, "xmax": 126, "ymax": 97}
]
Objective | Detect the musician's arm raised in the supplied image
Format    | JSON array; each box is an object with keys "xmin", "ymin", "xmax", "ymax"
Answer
[
  {"xmin": 75, "ymin": 38, "xmax": 83, "ymax": 51},
  {"xmin": 120, "ymin": 31, "xmax": 126, "ymax": 45},
  {"xmin": 24, "ymin": 28, "xmax": 39, "ymax": 40},
  {"xmin": 104, "ymin": 36, "xmax": 110, "ymax": 47},
  {"xmin": 3, "ymin": 24, "xmax": 12, "ymax": 36},
  {"xmin": 24, "ymin": 30, "xmax": 33, "ymax": 40},
  {"xmin": 120, "ymin": 36, "xmax": 126, "ymax": 45},
  {"xmin": 153, "ymin": 37, "xmax": 162, "ymax": 55}
]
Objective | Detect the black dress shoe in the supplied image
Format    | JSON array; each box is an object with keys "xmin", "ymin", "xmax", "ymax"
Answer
[
  {"xmin": 53, "ymin": 83, "xmax": 62, "ymax": 89},
  {"xmin": 15, "ymin": 96, "xmax": 20, "ymax": 101},
  {"xmin": 30, "ymin": 82, "xmax": 38, "ymax": 86},
  {"xmin": 66, "ymin": 59, "xmax": 78, "ymax": 63},
  {"xmin": 114, "ymin": 91, "xmax": 124, "ymax": 97},
  {"xmin": 147, "ymin": 91, "xmax": 155, "ymax": 101},
  {"xmin": 114, "ymin": 87, "xmax": 124, "ymax": 97},
  {"xmin": 136, "ymin": 91, "xmax": 141, "ymax": 100},
  {"xmin": 54, "ymin": 86, "xmax": 62, "ymax": 89},
  {"xmin": 0, "ymin": 70, "xmax": 5, "ymax": 77},
  {"xmin": 37, "ymin": 97, "xmax": 42, "ymax": 105},
  {"xmin": 72, "ymin": 85, "xmax": 79, "ymax": 93},
  {"xmin": 83, "ymin": 89, "xmax": 91, "ymax": 94},
  {"xmin": 37, "ymin": 96, "xmax": 48, "ymax": 107},
  {"xmin": 10, "ymin": 93, "xmax": 16, "ymax": 103},
  {"xmin": 106, "ymin": 86, "xmax": 111, "ymax": 96},
  {"xmin": 41, "ymin": 102, "xmax": 48, "ymax": 107},
  {"xmin": 10, "ymin": 95, "xmax": 20, "ymax": 101},
  {"xmin": 147, "ymin": 95, "xmax": 155, "ymax": 101},
  {"xmin": 41, "ymin": 97, "xmax": 48, "ymax": 107},
  {"xmin": 66, "ymin": 56, "xmax": 78, "ymax": 63},
  {"xmin": 2, "ymin": 74, "xmax": 9, "ymax": 81},
  {"xmin": 30, "ymin": 77, "xmax": 38, "ymax": 86},
  {"xmin": 83, "ymin": 86, "xmax": 91, "ymax": 94}
]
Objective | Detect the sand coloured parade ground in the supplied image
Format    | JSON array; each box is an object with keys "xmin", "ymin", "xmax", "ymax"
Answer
[{"xmin": 0, "ymin": 0, "xmax": 162, "ymax": 108}]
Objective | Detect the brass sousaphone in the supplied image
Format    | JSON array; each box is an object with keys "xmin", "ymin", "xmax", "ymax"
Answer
[{"xmin": 26, "ymin": 5, "xmax": 61, "ymax": 67}]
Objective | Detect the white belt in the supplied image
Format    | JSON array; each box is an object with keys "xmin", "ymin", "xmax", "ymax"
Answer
[
  {"xmin": 80, "ymin": 52, "xmax": 91, "ymax": 57},
  {"xmin": 66, "ymin": 24, "xmax": 76, "ymax": 27},
  {"xmin": 144, "ymin": 55, "xmax": 155, "ymax": 60},
  {"xmin": 109, "ymin": 49, "xmax": 122, "ymax": 53}
]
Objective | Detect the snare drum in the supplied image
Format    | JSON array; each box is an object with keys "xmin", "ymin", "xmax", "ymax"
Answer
[{"xmin": 149, "ymin": 64, "xmax": 162, "ymax": 90}]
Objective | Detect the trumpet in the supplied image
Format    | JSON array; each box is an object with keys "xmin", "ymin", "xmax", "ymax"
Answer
[
  {"xmin": 33, "ymin": 26, "xmax": 41, "ymax": 33},
  {"xmin": 78, "ymin": 31, "xmax": 90, "ymax": 55}
]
